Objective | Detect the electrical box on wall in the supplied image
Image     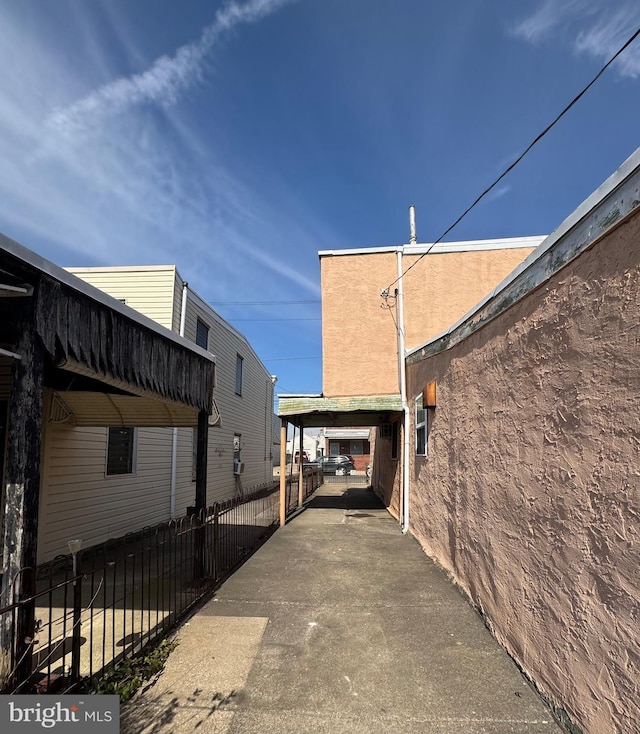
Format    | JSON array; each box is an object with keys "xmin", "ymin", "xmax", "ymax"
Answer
[{"xmin": 233, "ymin": 459, "xmax": 245, "ymax": 475}]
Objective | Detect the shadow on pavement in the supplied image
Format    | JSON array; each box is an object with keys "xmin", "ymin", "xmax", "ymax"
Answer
[{"xmin": 306, "ymin": 487, "xmax": 384, "ymax": 511}]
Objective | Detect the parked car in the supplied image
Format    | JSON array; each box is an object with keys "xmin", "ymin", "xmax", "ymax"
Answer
[
  {"xmin": 315, "ymin": 455, "xmax": 355, "ymax": 476},
  {"xmin": 294, "ymin": 450, "xmax": 309, "ymax": 464}
]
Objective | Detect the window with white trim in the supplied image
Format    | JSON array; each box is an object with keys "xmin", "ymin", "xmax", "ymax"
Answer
[
  {"xmin": 415, "ymin": 397, "xmax": 427, "ymax": 456},
  {"xmin": 106, "ymin": 427, "xmax": 136, "ymax": 475}
]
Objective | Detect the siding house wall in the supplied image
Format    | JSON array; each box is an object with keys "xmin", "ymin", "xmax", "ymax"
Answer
[
  {"xmin": 405, "ymin": 211, "xmax": 640, "ymax": 734},
  {"xmin": 177, "ymin": 283, "xmax": 275, "ymax": 503},
  {"xmin": 67, "ymin": 266, "xmax": 177, "ymax": 329},
  {"xmin": 36, "ymin": 266, "xmax": 275, "ymax": 562}
]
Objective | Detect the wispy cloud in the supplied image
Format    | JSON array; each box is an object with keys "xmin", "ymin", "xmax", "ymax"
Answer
[
  {"xmin": 511, "ymin": 0, "xmax": 590, "ymax": 44},
  {"xmin": 42, "ymin": 0, "xmax": 294, "ymax": 145},
  {"xmin": 486, "ymin": 184, "xmax": 511, "ymax": 202},
  {"xmin": 575, "ymin": 9, "xmax": 640, "ymax": 77},
  {"xmin": 0, "ymin": 0, "xmax": 329, "ymax": 301},
  {"xmin": 511, "ymin": 1, "xmax": 640, "ymax": 78}
]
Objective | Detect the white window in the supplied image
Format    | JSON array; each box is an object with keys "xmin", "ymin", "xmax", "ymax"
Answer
[
  {"xmin": 235, "ymin": 355, "xmax": 243, "ymax": 396},
  {"xmin": 415, "ymin": 397, "xmax": 427, "ymax": 457},
  {"xmin": 106, "ymin": 427, "xmax": 136, "ymax": 475}
]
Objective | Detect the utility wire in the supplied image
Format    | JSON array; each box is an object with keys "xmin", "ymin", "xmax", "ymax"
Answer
[
  {"xmin": 262, "ymin": 355, "xmax": 322, "ymax": 361},
  {"xmin": 231, "ymin": 317, "xmax": 321, "ymax": 322},
  {"xmin": 382, "ymin": 23, "xmax": 640, "ymax": 294},
  {"xmin": 210, "ymin": 300, "xmax": 320, "ymax": 306}
]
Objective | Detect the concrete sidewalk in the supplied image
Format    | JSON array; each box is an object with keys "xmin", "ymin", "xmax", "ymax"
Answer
[{"xmin": 122, "ymin": 484, "xmax": 563, "ymax": 734}]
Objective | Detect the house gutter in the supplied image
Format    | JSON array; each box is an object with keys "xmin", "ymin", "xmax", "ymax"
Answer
[
  {"xmin": 397, "ymin": 246, "xmax": 410, "ymax": 535},
  {"xmin": 171, "ymin": 280, "xmax": 189, "ymax": 518}
]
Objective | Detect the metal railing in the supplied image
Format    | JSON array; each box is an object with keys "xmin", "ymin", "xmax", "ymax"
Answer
[
  {"xmin": 283, "ymin": 466, "xmax": 322, "ymax": 515},
  {"xmin": 0, "ymin": 481, "xmax": 280, "ymax": 695}
]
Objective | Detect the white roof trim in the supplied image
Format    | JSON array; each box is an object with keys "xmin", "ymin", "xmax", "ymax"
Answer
[{"xmin": 319, "ymin": 235, "xmax": 546, "ymax": 258}]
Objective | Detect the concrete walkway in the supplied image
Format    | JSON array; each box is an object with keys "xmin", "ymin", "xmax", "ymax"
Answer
[{"xmin": 122, "ymin": 484, "xmax": 563, "ymax": 734}]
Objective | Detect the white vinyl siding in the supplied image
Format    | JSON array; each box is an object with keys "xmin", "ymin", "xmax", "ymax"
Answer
[
  {"xmin": 38, "ymin": 424, "xmax": 173, "ymax": 563},
  {"xmin": 182, "ymin": 287, "xmax": 275, "ymax": 502},
  {"xmin": 66, "ymin": 266, "xmax": 177, "ymax": 330}
]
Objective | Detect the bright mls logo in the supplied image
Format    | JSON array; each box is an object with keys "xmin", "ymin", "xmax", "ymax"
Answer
[{"xmin": 1, "ymin": 696, "xmax": 119, "ymax": 733}]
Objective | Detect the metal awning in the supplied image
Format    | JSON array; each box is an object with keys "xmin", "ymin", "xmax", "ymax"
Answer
[
  {"xmin": 324, "ymin": 428, "xmax": 371, "ymax": 439},
  {"xmin": 48, "ymin": 388, "xmax": 221, "ymax": 428},
  {"xmin": 278, "ymin": 394, "xmax": 402, "ymax": 427}
]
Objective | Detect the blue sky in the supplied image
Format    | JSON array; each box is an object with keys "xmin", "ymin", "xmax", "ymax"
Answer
[{"xmin": 1, "ymin": 0, "xmax": 639, "ymax": 400}]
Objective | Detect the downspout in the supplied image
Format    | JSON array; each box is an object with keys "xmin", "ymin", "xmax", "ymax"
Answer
[
  {"xmin": 398, "ymin": 205, "xmax": 416, "ymax": 534},
  {"xmin": 170, "ymin": 280, "xmax": 189, "ymax": 519},
  {"xmin": 397, "ymin": 248, "xmax": 410, "ymax": 534}
]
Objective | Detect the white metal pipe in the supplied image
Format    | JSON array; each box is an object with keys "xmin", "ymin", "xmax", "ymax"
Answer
[
  {"xmin": 409, "ymin": 205, "xmax": 417, "ymax": 245},
  {"xmin": 170, "ymin": 280, "xmax": 189, "ymax": 519},
  {"xmin": 396, "ymin": 250, "xmax": 410, "ymax": 534}
]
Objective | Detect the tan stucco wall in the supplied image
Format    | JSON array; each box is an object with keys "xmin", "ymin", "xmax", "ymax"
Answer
[
  {"xmin": 406, "ymin": 213, "xmax": 640, "ymax": 734},
  {"xmin": 321, "ymin": 247, "xmax": 534, "ymax": 397}
]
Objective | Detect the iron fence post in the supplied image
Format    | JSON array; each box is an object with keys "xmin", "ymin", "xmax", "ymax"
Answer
[
  {"xmin": 14, "ymin": 568, "xmax": 36, "ymax": 692},
  {"xmin": 213, "ymin": 504, "xmax": 220, "ymax": 583},
  {"xmin": 71, "ymin": 572, "xmax": 82, "ymax": 683}
]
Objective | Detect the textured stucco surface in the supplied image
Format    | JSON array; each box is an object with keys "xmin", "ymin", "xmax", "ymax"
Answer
[
  {"xmin": 321, "ymin": 248, "xmax": 533, "ymax": 398},
  {"xmin": 405, "ymin": 212, "xmax": 640, "ymax": 734}
]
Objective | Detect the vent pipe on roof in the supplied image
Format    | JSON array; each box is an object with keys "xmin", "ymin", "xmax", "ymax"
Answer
[
  {"xmin": 171, "ymin": 280, "xmax": 190, "ymax": 519},
  {"xmin": 409, "ymin": 205, "xmax": 417, "ymax": 245}
]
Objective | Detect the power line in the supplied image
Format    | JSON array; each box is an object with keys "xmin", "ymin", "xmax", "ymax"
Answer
[
  {"xmin": 262, "ymin": 355, "xmax": 322, "ymax": 361},
  {"xmin": 383, "ymin": 23, "xmax": 640, "ymax": 293},
  {"xmin": 210, "ymin": 300, "xmax": 320, "ymax": 306},
  {"xmin": 231, "ymin": 318, "xmax": 321, "ymax": 322}
]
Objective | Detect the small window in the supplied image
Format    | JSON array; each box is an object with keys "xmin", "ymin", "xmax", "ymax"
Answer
[
  {"xmin": 415, "ymin": 397, "xmax": 427, "ymax": 456},
  {"xmin": 106, "ymin": 427, "xmax": 135, "ymax": 475},
  {"xmin": 350, "ymin": 440, "xmax": 368, "ymax": 455},
  {"xmin": 196, "ymin": 319, "xmax": 209, "ymax": 350},
  {"xmin": 379, "ymin": 423, "xmax": 392, "ymax": 439},
  {"xmin": 233, "ymin": 433, "xmax": 242, "ymax": 460},
  {"xmin": 391, "ymin": 421, "xmax": 399, "ymax": 460},
  {"xmin": 235, "ymin": 354, "xmax": 243, "ymax": 396}
]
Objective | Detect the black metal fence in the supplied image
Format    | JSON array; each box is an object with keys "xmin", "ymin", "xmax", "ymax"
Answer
[
  {"xmin": 0, "ymin": 481, "xmax": 281, "ymax": 695},
  {"xmin": 284, "ymin": 466, "xmax": 322, "ymax": 515}
]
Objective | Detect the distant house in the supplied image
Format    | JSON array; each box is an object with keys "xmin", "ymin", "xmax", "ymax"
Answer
[
  {"xmin": 323, "ymin": 428, "xmax": 371, "ymax": 471},
  {"xmin": 286, "ymin": 428, "xmax": 322, "ymax": 463}
]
